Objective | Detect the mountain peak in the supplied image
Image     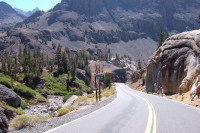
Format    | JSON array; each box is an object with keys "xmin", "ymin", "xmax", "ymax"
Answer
[{"xmin": 0, "ymin": 1, "xmax": 17, "ymax": 14}]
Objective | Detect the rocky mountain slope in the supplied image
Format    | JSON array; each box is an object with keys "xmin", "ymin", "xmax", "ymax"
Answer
[
  {"xmin": 145, "ymin": 30, "xmax": 200, "ymax": 95},
  {"xmin": 0, "ymin": 0, "xmax": 199, "ymax": 63},
  {"xmin": 0, "ymin": 2, "xmax": 26, "ymax": 23}
]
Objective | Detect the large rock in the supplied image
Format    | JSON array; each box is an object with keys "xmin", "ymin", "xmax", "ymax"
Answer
[
  {"xmin": 145, "ymin": 30, "xmax": 200, "ymax": 94},
  {"xmin": 0, "ymin": 107, "xmax": 16, "ymax": 133},
  {"xmin": 0, "ymin": 84, "xmax": 21, "ymax": 107}
]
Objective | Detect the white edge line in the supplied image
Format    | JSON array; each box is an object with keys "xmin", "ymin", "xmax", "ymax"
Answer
[{"xmin": 45, "ymin": 87, "xmax": 119, "ymax": 133}]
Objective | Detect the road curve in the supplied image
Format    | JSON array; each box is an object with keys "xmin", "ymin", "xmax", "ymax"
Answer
[{"xmin": 46, "ymin": 83, "xmax": 200, "ymax": 133}]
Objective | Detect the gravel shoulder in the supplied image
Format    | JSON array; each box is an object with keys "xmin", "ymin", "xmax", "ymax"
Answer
[{"xmin": 11, "ymin": 93, "xmax": 117, "ymax": 133}]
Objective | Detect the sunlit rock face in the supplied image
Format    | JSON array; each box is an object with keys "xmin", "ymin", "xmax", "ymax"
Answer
[{"xmin": 146, "ymin": 30, "xmax": 200, "ymax": 94}]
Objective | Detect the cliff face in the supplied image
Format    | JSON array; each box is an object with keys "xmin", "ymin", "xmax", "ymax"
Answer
[
  {"xmin": 145, "ymin": 30, "xmax": 200, "ymax": 94},
  {"xmin": 54, "ymin": 0, "xmax": 199, "ymax": 37}
]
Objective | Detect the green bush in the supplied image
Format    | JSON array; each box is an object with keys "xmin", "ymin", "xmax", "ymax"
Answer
[
  {"xmin": 13, "ymin": 84, "xmax": 36, "ymax": 98},
  {"xmin": 57, "ymin": 108, "xmax": 70, "ymax": 116},
  {"xmin": 43, "ymin": 76, "xmax": 68, "ymax": 95},
  {"xmin": 63, "ymin": 95, "xmax": 72, "ymax": 103},
  {"xmin": 0, "ymin": 77, "xmax": 13, "ymax": 88}
]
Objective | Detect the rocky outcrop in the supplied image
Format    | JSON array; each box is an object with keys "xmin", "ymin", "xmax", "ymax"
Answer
[
  {"xmin": 0, "ymin": 107, "xmax": 16, "ymax": 133},
  {"xmin": 0, "ymin": 84, "xmax": 21, "ymax": 107},
  {"xmin": 145, "ymin": 30, "xmax": 200, "ymax": 94}
]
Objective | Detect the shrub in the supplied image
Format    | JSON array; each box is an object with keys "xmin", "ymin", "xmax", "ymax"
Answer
[
  {"xmin": 43, "ymin": 76, "xmax": 68, "ymax": 95},
  {"xmin": 13, "ymin": 84, "xmax": 36, "ymax": 98},
  {"xmin": 57, "ymin": 108, "xmax": 70, "ymax": 116},
  {"xmin": 63, "ymin": 95, "xmax": 72, "ymax": 103}
]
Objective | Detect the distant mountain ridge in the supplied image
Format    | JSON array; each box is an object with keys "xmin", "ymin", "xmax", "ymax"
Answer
[
  {"xmin": 14, "ymin": 7, "xmax": 40, "ymax": 17},
  {"xmin": 0, "ymin": 0, "xmax": 199, "ymax": 64}
]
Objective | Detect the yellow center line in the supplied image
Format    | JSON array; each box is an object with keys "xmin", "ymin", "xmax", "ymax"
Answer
[{"xmin": 119, "ymin": 84, "xmax": 157, "ymax": 133}]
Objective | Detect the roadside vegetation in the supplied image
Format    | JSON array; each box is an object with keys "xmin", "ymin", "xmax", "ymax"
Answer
[{"xmin": 0, "ymin": 44, "xmax": 117, "ymax": 131}]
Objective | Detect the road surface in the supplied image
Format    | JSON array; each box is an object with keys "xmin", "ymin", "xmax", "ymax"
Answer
[{"xmin": 46, "ymin": 83, "xmax": 200, "ymax": 133}]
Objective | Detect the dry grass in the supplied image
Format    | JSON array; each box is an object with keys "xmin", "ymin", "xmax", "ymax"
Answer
[
  {"xmin": 9, "ymin": 115, "xmax": 49, "ymax": 131},
  {"xmin": 65, "ymin": 105, "xmax": 80, "ymax": 111},
  {"xmin": 102, "ymin": 87, "xmax": 116, "ymax": 97}
]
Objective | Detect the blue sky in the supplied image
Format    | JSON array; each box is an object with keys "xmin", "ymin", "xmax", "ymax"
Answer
[{"xmin": 1, "ymin": 0, "xmax": 61, "ymax": 11}]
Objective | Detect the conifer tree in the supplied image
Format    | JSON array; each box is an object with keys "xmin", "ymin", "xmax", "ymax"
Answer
[
  {"xmin": 62, "ymin": 51, "xmax": 69, "ymax": 73},
  {"xmin": 104, "ymin": 73, "xmax": 112, "ymax": 88},
  {"xmin": 56, "ymin": 44, "xmax": 62, "ymax": 71},
  {"xmin": 137, "ymin": 59, "xmax": 142, "ymax": 70},
  {"xmin": 157, "ymin": 30, "xmax": 164, "ymax": 49},
  {"xmin": 198, "ymin": 13, "xmax": 200, "ymax": 24}
]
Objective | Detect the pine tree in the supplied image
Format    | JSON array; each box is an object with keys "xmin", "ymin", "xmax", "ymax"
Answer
[
  {"xmin": 157, "ymin": 30, "xmax": 164, "ymax": 49},
  {"xmin": 62, "ymin": 51, "xmax": 69, "ymax": 73},
  {"xmin": 137, "ymin": 59, "xmax": 142, "ymax": 70},
  {"xmin": 71, "ymin": 58, "xmax": 77, "ymax": 81},
  {"xmin": 49, "ymin": 60, "xmax": 54, "ymax": 72},
  {"xmin": 56, "ymin": 44, "xmax": 62, "ymax": 71},
  {"xmin": 18, "ymin": 46, "xmax": 22, "ymax": 64}
]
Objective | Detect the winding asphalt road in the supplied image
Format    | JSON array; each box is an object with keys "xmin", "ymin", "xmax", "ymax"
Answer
[{"xmin": 46, "ymin": 83, "xmax": 200, "ymax": 133}]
